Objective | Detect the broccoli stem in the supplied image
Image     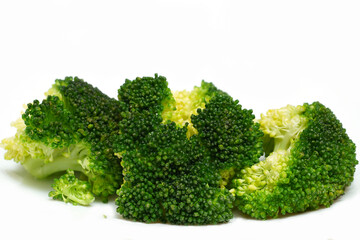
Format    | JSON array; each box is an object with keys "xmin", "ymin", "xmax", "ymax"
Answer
[
  {"xmin": 273, "ymin": 133, "xmax": 292, "ymax": 152},
  {"xmin": 273, "ymin": 127, "xmax": 304, "ymax": 152},
  {"xmin": 22, "ymin": 144, "xmax": 89, "ymax": 179}
]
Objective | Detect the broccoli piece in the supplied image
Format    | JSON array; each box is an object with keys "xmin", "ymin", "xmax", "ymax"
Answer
[
  {"xmin": 114, "ymin": 74, "xmax": 176, "ymax": 156},
  {"xmin": 231, "ymin": 102, "xmax": 358, "ymax": 219},
  {"xmin": 49, "ymin": 169, "xmax": 95, "ymax": 206},
  {"xmin": 114, "ymin": 74, "xmax": 263, "ymax": 224},
  {"xmin": 117, "ymin": 122, "xmax": 234, "ymax": 224},
  {"xmin": 164, "ymin": 80, "xmax": 223, "ymax": 138},
  {"xmin": 191, "ymin": 93, "xmax": 264, "ymax": 187},
  {"xmin": 1, "ymin": 77, "xmax": 123, "ymax": 203}
]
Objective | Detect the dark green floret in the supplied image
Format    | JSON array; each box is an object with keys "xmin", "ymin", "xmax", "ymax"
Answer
[
  {"xmin": 191, "ymin": 93, "xmax": 264, "ymax": 186},
  {"xmin": 114, "ymin": 74, "xmax": 263, "ymax": 224},
  {"xmin": 115, "ymin": 73, "xmax": 176, "ymax": 152},
  {"xmin": 1, "ymin": 77, "xmax": 123, "ymax": 204},
  {"xmin": 231, "ymin": 102, "xmax": 358, "ymax": 219},
  {"xmin": 117, "ymin": 122, "xmax": 234, "ymax": 224}
]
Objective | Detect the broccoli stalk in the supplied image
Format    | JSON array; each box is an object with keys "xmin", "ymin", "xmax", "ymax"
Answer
[
  {"xmin": 22, "ymin": 144, "xmax": 90, "ymax": 179},
  {"xmin": 260, "ymin": 104, "xmax": 307, "ymax": 153}
]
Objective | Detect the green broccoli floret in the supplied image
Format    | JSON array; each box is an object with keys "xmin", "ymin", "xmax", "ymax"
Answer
[
  {"xmin": 117, "ymin": 122, "xmax": 234, "ymax": 224},
  {"xmin": 114, "ymin": 74, "xmax": 176, "ymax": 156},
  {"xmin": 191, "ymin": 93, "xmax": 264, "ymax": 187},
  {"xmin": 1, "ymin": 77, "xmax": 123, "ymax": 203},
  {"xmin": 114, "ymin": 74, "xmax": 263, "ymax": 224},
  {"xmin": 231, "ymin": 102, "xmax": 358, "ymax": 219},
  {"xmin": 49, "ymin": 169, "xmax": 95, "ymax": 206}
]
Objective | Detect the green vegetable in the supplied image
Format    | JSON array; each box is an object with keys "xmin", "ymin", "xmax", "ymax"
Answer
[
  {"xmin": 114, "ymin": 74, "xmax": 263, "ymax": 224},
  {"xmin": 231, "ymin": 102, "xmax": 358, "ymax": 219},
  {"xmin": 2, "ymin": 74, "xmax": 357, "ymax": 224},
  {"xmin": 49, "ymin": 169, "xmax": 95, "ymax": 206},
  {"xmin": 1, "ymin": 77, "xmax": 123, "ymax": 203},
  {"xmin": 164, "ymin": 80, "xmax": 223, "ymax": 138}
]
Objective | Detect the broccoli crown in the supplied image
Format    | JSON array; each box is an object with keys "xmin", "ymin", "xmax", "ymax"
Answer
[
  {"xmin": 23, "ymin": 95, "xmax": 75, "ymax": 148},
  {"xmin": 1, "ymin": 77, "xmax": 123, "ymax": 202},
  {"xmin": 192, "ymin": 93, "xmax": 263, "ymax": 176},
  {"xmin": 231, "ymin": 102, "xmax": 358, "ymax": 219},
  {"xmin": 49, "ymin": 169, "xmax": 95, "ymax": 206},
  {"xmin": 118, "ymin": 73, "xmax": 175, "ymax": 113},
  {"xmin": 115, "ymin": 74, "xmax": 176, "ymax": 153},
  {"xmin": 117, "ymin": 123, "xmax": 234, "ymax": 224},
  {"xmin": 115, "ymin": 74, "xmax": 263, "ymax": 224}
]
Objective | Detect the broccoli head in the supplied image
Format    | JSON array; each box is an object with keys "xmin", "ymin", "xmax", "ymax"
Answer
[
  {"xmin": 114, "ymin": 74, "xmax": 263, "ymax": 224},
  {"xmin": 231, "ymin": 102, "xmax": 358, "ymax": 219},
  {"xmin": 191, "ymin": 93, "xmax": 264, "ymax": 187},
  {"xmin": 1, "ymin": 77, "xmax": 123, "ymax": 203},
  {"xmin": 117, "ymin": 122, "xmax": 235, "ymax": 224}
]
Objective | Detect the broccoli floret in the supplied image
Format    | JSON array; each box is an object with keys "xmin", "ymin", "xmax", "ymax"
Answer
[
  {"xmin": 49, "ymin": 169, "xmax": 95, "ymax": 206},
  {"xmin": 231, "ymin": 102, "xmax": 358, "ymax": 219},
  {"xmin": 117, "ymin": 122, "xmax": 234, "ymax": 224},
  {"xmin": 191, "ymin": 93, "xmax": 264, "ymax": 187},
  {"xmin": 164, "ymin": 80, "xmax": 224, "ymax": 138},
  {"xmin": 1, "ymin": 77, "xmax": 123, "ymax": 203},
  {"xmin": 114, "ymin": 74, "xmax": 263, "ymax": 224},
  {"xmin": 115, "ymin": 74, "xmax": 176, "ymax": 154}
]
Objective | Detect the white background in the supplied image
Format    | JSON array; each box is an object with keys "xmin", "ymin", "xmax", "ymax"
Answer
[{"xmin": 0, "ymin": 1, "xmax": 359, "ymax": 239}]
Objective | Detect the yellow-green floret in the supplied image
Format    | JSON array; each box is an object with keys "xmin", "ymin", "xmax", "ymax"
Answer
[
  {"xmin": 49, "ymin": 169, "xmax": 95, "ymax": 206},
  {"xmin": 163, "ymin": 81, "xmax": 221, "ymax": 138},
  {"xmin": 231, "ymin": 102, "xmax": 358, "ymax": 219}
]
